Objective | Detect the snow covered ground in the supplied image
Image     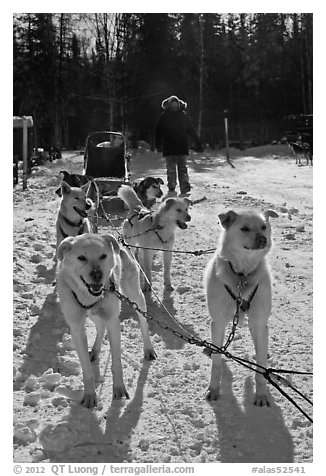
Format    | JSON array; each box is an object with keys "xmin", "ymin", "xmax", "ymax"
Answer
[{"xmin": 12, "ymin": 146, "xmax": 313, "ymax": 465}]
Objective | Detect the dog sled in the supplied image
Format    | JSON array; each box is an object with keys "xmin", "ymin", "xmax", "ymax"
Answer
[
  {"xmin": 83, "ymin": 131, "xmax": 132, "ymax": 227},
  {"xmin": 84, "ymin": 131, "xmax": 130, "ymax": 181}
]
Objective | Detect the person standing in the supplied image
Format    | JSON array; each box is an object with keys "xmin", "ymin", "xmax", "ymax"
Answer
[{"xmin": 154, "ymin": 95, "xmax": 203, "ymax": 197}]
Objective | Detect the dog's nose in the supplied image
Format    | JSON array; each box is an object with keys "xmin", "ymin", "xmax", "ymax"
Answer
[
  {"xmin": 186, "ymin": 214, "xmax": 191, "ymax": 222},
  {"xmin": 90, "ymin": 267, "xmax": 103, "ymax": 283},
  {"xmin": 255, "ymin": 234, "xmax": 267, "ymax": 248}
]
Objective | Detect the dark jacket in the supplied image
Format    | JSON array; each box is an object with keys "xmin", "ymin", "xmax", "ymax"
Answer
[{"xmin": 155, "ymin": 108, "xmax": 203, "ymax": 157}]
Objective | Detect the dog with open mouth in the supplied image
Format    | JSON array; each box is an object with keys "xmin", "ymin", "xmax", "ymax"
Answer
[
  {"xmin": 118, "ymin": 184, "xmax": 191, "ymax": 292},
  {"xmin": 56, "ymin": 233, "xmax": 156, "ymax": 408},
  {"xmin": 55, "ymin": 181, "xmax": 93, "ymax": 255},
  {"xmin": 56, "ymin": 171, "xmax": 100, "ymax": 232},
  {"xmin": 204, "ymin": 209, "xmax": 278, "ymax": 406}
]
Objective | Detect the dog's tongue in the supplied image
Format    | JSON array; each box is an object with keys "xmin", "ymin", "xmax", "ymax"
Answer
[{"xmin": 177, "ymin": 220, "xmax": 188, "ymax": 229}]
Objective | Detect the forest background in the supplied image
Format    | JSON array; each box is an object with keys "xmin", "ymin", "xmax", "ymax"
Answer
[{"xmin": 13, "ymin": 13, "xmax": 313, "ymax": 151}]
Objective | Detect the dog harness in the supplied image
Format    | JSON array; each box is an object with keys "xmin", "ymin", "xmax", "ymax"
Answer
[
  {"xmin": 127, "ymin": 209, "xmax": 153, "ymax": 227},
  {"xmin": 224, "ymin": 261, "xmax": 259, "ymax": 312},
  {"xmin": 153, "ymin": 225, "xmax": 169, "ymax": 244},
  {"xmin": 58, "ymin": 213, "xmax": 86, "ymax": 239},
  {"xmin": 127, "ymin": 212, "xmax": 169, "ymax": 244},
  {"xmin": 71, "ymin": 280, "xmax": 116, "ymax": 310}
]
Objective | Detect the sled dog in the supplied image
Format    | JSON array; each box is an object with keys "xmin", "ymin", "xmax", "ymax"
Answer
[
  {"xmin": 118, "ymin": 185, "xmax": 191, "ymax": 292},
  {"xmin": 133, "ymin": 176, "xmax": 164, "ymax": 209},
  {"xmin": 204, "ymin": 209, "xmax": 278, "ymax": 406},
  {"xmin": 56, "ymin": 171, "xmax": 100, "ymax": 232},
  {"xmin": 55, "ymin": 181, "xmax": 93, "ymax": 254},
  {"xmin": 56, "ymin": 233, "xmax": 156, "ymax": 407}
]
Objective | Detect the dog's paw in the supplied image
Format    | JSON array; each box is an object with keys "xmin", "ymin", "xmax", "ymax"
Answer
[
  {"xmin": 144, "ymin": 348, "xmax": 157, "ymax": 361},
  {"xmin": 81, "ymin": 392, "xmax": 97, "ymax": 408},
  {"xmin": 113, "ymin": 385, "xmax": 130, "ymax": 400},
  {"xmin": 205, "ymin": 387, "xmax": 220, "ymax": 401},
  {"xmin": 254, "ymin": 394, "xmax": 271, "ymax": 407}
]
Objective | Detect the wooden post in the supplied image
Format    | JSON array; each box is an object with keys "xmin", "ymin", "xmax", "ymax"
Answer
[
  {"xmin": 224, "ymin": 110, "xmax": 235, "ymax": 169},
  {"xmin": 22, "ymin": 116, "xmax": 28, "ymax": 190}
]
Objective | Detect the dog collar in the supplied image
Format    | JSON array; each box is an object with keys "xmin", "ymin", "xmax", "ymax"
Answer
[
  {"xmin": 228, "ymin": 261, "xmax": 248, "ymax": 278},
  {"xmin": 59, "ymin": 212, "xmax": 84, "ymax": 229},
  {"xmin": 59, "ymin": 223, "xmax": 85, "ymax": 240},
  {"xmin": 59, "ymin": 225, "xmax": 69, "ymax": 240},
  {"xmin": 225, "ymin": 261, "xmax": 259, "ymax": 312},
  {"xmin": 71, "ymin": 291, "xmax": 101, "ymax": 310},
  {"xmin": 71, "ymin": 279, "xmax": 116, "ymax": 310}
]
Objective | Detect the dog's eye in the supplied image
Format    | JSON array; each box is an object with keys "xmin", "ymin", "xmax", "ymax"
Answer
[
  {"xmin": 100, "ymin": 253, "xmax": 107, "ymax": 260},
  {"xmin": 176, "ymin": 208, "xmax": 182, "ymax": 213},
  {"xmin": 77, "ymin": 255, "xmax": 86, "ymax": 261},
  {"xmin": 241, "ymin": 226, "xmax": 250, "ymax": 232},
  {"xmin": 261, "ymin": 225, "xmax": 267, "ymax": 231}
]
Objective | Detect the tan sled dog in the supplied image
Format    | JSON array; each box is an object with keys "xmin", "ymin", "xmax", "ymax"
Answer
[
  {"xmin": 118, "ymin": 184, "xmax": 191, "ymax": 292},
  {"xmin": 56, "ymin": 233, "xmax": 156, "ymax": 408},
  {"xmin": 56, "ymin": 181, "xmax": 93, "ymax": 254},
  {"xmin": 204, "ymin": 209, "xmax": 278, "ymax": 406}
]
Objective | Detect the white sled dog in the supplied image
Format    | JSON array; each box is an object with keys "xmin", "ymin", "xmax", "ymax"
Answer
[
  {"xmin": 55, "ymin": 181, "xmax": 93, "ymax": 254},
  {"xmin": 56, "ymin": 233, "xmax": 156, "ymax": 408},
  {"xmin": 118, "ymin": 184, "xmax": 191, "ymax": 292},
  {"xmin": 204, "ymin": 209, "xmax": 278, "ymax": 406}
]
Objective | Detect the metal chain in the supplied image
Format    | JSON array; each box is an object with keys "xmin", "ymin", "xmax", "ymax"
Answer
[
  {"xmin": 98, "ymin": 197, "xmax": 215, "ymax": 256},
  {"xmin": 95, "ymin": 201, "xmax": 313, "ymax": 422},
  {"xmin": 98, "ymin": 199, "xmax": 159, "ymax": 241},
  {"xmin": 221, "ymin": 276, "xmax": 247, "ymax": 351},
  {"xmin": 111, "ymin": 283, "xmax": 313, "ymax": 422},
  {"xmin": 118, "ymin": 236, "xmax": 215, "ymax": 256},
  {"xmin": 112, "ymin": 286, "xmax": 224, "ymax": 355},
  {"xmin": 121, "ymin": 227, "xmax": 157, "ymax": 241},
  {"xmin": 112, "ymin": 284, "xmax": 311, "ymax": 380}
]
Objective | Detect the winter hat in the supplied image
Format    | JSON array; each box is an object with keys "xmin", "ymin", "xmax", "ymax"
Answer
[{"xmin": 161, "ymin": 95, "xmax": 187, "ymax": 110}]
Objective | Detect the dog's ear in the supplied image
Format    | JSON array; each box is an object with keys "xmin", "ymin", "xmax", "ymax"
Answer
[
  {"xmin": 103, "ymin": 234, "xmax": 120, "ymax": 255},
  {"xmin": 218, "ymin": 210, "xmax": 238, "ymax": 229},
  {"xmin": 164, "ymin": 198, "xmax": 176, "ymax": 210},
  {"xmin": 61, "ymin": 181, "xmax": 71, "ymax": 195},
  {"xmin": 57, "ymin": 171, "xmax": 69, "ymax": 196},
  {"xmin": 157, "ymin": 178, "xmax": 164, "ymax": 185},
  {"xmin": 60, "ymin": 170, "xmax": 70, "ymax": 181},
  {"xmin": 57, "ymin": 237, "xmax": 75, "ymax": 261},
  {"xmin": 264, "ymin": 209, "xmax": 279, "ymax": 220},
  {"xmin": 137, "ymin": 179, "xmax": 147, "ymax": 195}
]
